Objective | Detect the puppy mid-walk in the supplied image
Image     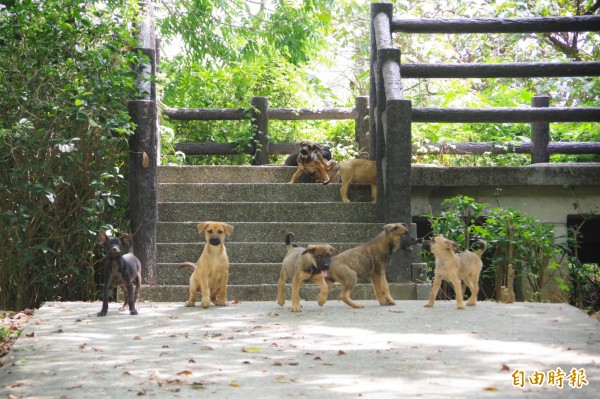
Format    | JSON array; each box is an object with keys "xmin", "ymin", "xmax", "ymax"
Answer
[
  {"xmin": 277, "ymin": 233, "xmax": 336, "ymax": 312},
  {"xmin": 288, "ymin": 140, "xmax": 337, "ymax": 184},
  {"xmin": 97, "ymin": 230, "xmax": 142, "ymax": 317},
  {"xmin": 330, "ymin": 159, "xmax": 376, "ymax": 203},
  {"xmin": 421, "ymin": 236, "xmax": 487, "ymax": 309},
  {"xmin": 325, "ymin": 223, "xmax": 418, "ymax": 308},
  {"xmin": 180, "ymin": 221, "xmax": 234, "ymax": 309}
]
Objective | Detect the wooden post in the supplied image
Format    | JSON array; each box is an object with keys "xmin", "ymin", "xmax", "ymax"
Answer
[
  {"xmin": 531, "ymin": 95, "xmax": 550, "ymax": 163},
  {"xmin": 354, "ymin": 96, "xmax": 370, "ymax": 154},
  {"xmin": 128, "ymin": 100, "xmax": 158, "ymax": 284},
  {"xmin": 251, "ymin": 96, "xmax": 269, "ymax": 165}
]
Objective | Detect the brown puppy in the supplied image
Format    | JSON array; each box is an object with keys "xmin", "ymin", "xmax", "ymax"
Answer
[
  {"xmin": 325, "ymin": 223, "xmax": 418, "ymax": 308},
  {"xmin": 277, "ymin": 233, "xmax": 336, "ymax": 312},
  {"xmin": 332, "ymin": 159, "xmax": 377, "ymax": 203},
  {"xmin": 288, "ymin": 140, "xmax": 336, "ymax": 184},
  {"xmin": 421, "ymin": 236, "xmax": 487, "ymax": 309},
  {"xmin": 180, "ymin": 221, "xmax": 234, "ymax": 309}
]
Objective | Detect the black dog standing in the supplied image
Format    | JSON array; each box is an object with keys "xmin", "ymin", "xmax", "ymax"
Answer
[{"xmin": 97, "ymin": 230, "xmax": 142, "ymax": 316}]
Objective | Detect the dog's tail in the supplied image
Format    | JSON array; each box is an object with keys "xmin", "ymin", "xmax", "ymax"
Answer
[
  {"xmin": 473, "ymin": 240, "xmax": 488, "ymax": 257},
  {"xmin": 179, "ymin": 262, "xmax": 196, "ymax": 271},
  {"xmin": 285, "ymin": 232, "xmax": 299, "ymax": 252}
]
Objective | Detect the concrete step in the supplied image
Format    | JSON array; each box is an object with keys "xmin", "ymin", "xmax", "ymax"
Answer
[
  {"xmin": 158, "ymin": 182, "xmax": 373, "ymax": 203},
  {"xmin": 159, "ymin": 202, "xmax": 379, "ymax": 223},
  {"xmin": 157, "ymin": 262, "xmax": 385, "ymax": 286},
  {"xmin": 158, "ymin": 165, "xmax": 302, "ymax": 184},
  {"xmin": 140, "ymin": 282, "xmax": 431, "ymax": 303},
  {"xmin": 157, "ymin": 242, "xmax": 361, "ymax": 264},
  {"xmin": 157, "ymin": 221, "xmax": 383, "ymax": 243}
]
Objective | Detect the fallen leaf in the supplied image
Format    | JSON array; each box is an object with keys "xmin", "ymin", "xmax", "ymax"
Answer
[
  {"xmin": 500, "ymin": 364, "xmax": 510, "ymax": 372},
  {"xmin": 188, "ymin": 359, "xmax": 196, "ymax": 363},
  {"xmin": 229, "ymin": 380, "xmax": 241, "ymax": 387},
  {"xmin": 142, "ymin": 152, "xmax": 150, "ymax": 168},
  {"xmin": 275, "ymin": 375, "xmax": 286, "ymax": 382},
  {"xmin": 133, "ymin": 336, "xmax": 142, "ymax": 341},
  {"xmin": 313, "ymin": 356, "xmax": 322, "ymax": 361},
  {"xmin": 123, "ymin": 371, "xmax": 132, "ymax": 376},
  {"xmin": 242, "ymin": 346, "xmax": 261, "ymax": 353},
  {"xmin": 273, "ymin": 361, "xmax": 283, "ymax": 366},
  {"xmin": 288, "ymin": 361, "xmax": 299, "ymax": 366},
  {"xmin": 338, "ymin": 350, "xmax": 346, "ymax": 356},
  {"xmin": 483, "ymin": 387, "xmax": 498, "ymax": 391},
  {"xmin": 200, "ymin": 345, "xmax": 214, "ymax": 351},
  {"xmin": 177, "ymin": 370, "xmax": 193, "ymax": 376}
]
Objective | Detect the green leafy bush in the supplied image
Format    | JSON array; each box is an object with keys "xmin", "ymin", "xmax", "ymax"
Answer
[
  {"xmin": 422, "ymin": 195, "xmax": 566, "ymax": 302},
  {"xmin": 0, "ymin": 0, "xmax": 142, "ymax": 310}
]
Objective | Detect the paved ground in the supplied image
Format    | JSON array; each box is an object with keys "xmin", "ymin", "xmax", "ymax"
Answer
[{"xmin": 1, "ymin": 300, "xmax": 598, "ymax": 399}]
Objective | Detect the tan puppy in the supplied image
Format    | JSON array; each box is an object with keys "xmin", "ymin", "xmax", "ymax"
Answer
[
  {"xmin": 421, "ymin": 236, "xmax": 487, "ymax": 309},
  {"xmin": 332, "ymin": 159, "xmax": 377, "ymax": 203},
  {"xmin": 277, "ymin": 233, "xmax": 336, "ymax": 312},
  {"xmin": 180, "ymin": 221, "xmax": 234, "ymax": 309},
  {"xmin": 289, "ymin": 140, "xmax": 337, "ymax": 184},
  {"xmin": 325, "ymin": 223, "xmax": 418, "ymax": 308}
]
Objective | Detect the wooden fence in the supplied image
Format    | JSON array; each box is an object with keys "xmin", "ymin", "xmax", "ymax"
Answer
[
  {"xmin": 163, "ymin": 96, "xmax": 370, "ymax": 165},
  {"xmin": 370, "ymin": 2, "xmax": 600, "ymax": 224}
]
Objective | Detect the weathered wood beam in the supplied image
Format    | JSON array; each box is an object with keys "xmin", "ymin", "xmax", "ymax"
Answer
[{"xmin": 392, "ymin": 16, "xmax": 600, "ymax": 33}]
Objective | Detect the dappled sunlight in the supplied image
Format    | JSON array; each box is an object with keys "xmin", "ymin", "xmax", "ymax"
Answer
[{"xmin": 2, "ymin": 301, "xmax": 598, "ymax": 398}]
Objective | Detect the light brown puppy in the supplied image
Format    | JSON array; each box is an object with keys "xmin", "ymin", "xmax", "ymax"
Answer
[
  {"xmin": 277, "ymin": 233, "xmax": 336, "ymax": 312},
  {"xmin": 421, "ymin": 236, "xmax": 487, "ymax": 309},
  {"xmin": 332, "ymin": 159, "xmax": 377, "ymax": 203},
  {"xmin": 180, "ymin": 221, "xmax": 234, "ymax": 309},
  {"xmin": 325, "ymin": 223, "xmax": 418, "ymax": 308},
  {"xmin": 288, "ymin": 140, "xmax": 337, "ymax": 184}
]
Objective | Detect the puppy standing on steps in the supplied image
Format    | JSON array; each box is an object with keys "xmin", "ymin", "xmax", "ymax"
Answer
[
  {"xmin": 331, "ymin": 159, "xmax": 377, "ymax": 203},
  {"xmin": 180, "ymin": 221, "xmax": 234, "ymax": 309},
  {"xmin": 421, "ymin": 236, "xmax": 487, "ymax": 309},
  {"xmin": 277, "ymin": 233, "xmax": 336, "ymax": 312}
]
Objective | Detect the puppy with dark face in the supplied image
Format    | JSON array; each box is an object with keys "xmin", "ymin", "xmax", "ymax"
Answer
[
  {"xmin": 325, "ymin": 223, "xmax": 418, "ymax": 308},
  {"xmin": 288, "ymin": 140, "xmax": 337, "ymax": 184},
  {"xmin": 421, "ymin": 236, "xmax": 487, "ymax": 309},
  {"xmin": 97, "ymin": 230, "xmax": 142, "ymax": 317},
  {"xmin": 277, "ymin": 233, "xmax": 336, "ymax": 312},
  {"xmin": 180, "ymin": 221, "xmax": 234, "ymax": 309}
]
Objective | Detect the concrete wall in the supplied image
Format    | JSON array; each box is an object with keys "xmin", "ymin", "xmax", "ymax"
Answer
[{"xmin": 410, "ymin": 163, "xmax": 600, "ymax": 242}]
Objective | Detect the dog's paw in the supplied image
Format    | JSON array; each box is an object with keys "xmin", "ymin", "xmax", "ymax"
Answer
[
  {"xmin": 130, "ymin": 309, "xmax": 138, "ymax": 315},
  {"xmin": 291, "ymin": 307, "xmax": 302, "ymax": 312},
  {"xmin": 184, "ymin": 302, "xmax": 195, "ymax": 307},
  {"xmin": 457, "ymin": 304, "xmax": 466, "ymax": 310},
  {"xmin": 424, "ymin": 303, "xmax": 434, "ymax": 308},
  {"xmin": 97, "ymin": 311, "xmax": 107, "ymax": 317}
]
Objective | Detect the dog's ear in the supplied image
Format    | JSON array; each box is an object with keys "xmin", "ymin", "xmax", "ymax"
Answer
[
  {"xmin": 450, "ymin": 240, "xmax": 459, "ymax": 251},
  {"xmin": 120, "ymin": 235, "xmax": 131, "ymax": 245},
  {"xmin": 222, "ymin": 223, "xmax": 234, "ymax": 236},
  {"xmin": 383, "ymin": 223, "xmax": 407, "ymax": 234},
  {"xmin": 98, "ymin": 230, "xmax": 109, "ymax": 244},
  {"xmin": 197, "ymin": 222, "xmax": 208, "ymax": 234},
  {"xmin": 302, "ymin": 246, "xmax": 316, "ymax": 255},
  {"xmin": 327, "ymin": 245, "xmax": 336, "ymax": 254}
]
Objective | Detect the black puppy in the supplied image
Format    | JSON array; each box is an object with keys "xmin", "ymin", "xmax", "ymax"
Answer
[
  {"xmin": 284, "ymin": 143, "xmax": 332, "ymax": 166},
  {"xmin": 97, "ymin": 230, "xmax": 142, "ymax": 316}
]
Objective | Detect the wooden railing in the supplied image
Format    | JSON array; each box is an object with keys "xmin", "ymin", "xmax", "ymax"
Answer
[
  {"xmin": 370, "ymin": 2, "xmax": 600, "ymax": 224},
  {"xmin": 163, "ymin": 96, "xmax": 369, "ymax": 165}
]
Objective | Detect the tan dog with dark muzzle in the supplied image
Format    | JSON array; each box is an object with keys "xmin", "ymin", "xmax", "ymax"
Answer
[
  {"xmin": 180, "ymin": 221, "xmax": 234, "ymax": 309},
  {"xmin": 277, "ymin": 233, "xmax": 336, "ymax": 312},
  {"xmin": 288, "ymin": 140, "xmax": 336, "ymax": 184},
  {"xmin": 325, "ymin": 223, "xmax": 418, "ymax": 308},
  {"xmin": 421, "ymin": 236, "xmax": 487, "ymax": 309}
]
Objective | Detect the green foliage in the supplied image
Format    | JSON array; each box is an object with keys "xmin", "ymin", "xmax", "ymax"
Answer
[
  {"xmin": 0, "ymin": 0, "xmax": 142, "ymax": 310},
  {"xmin": 423, "ymin": 195, "xmax": 565, "ymax": 301}
]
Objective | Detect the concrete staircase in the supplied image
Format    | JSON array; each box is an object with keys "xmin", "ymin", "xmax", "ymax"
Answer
[{"xmin": 142, "ymin": 165, "xmax": 427, "ymax": 304}]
